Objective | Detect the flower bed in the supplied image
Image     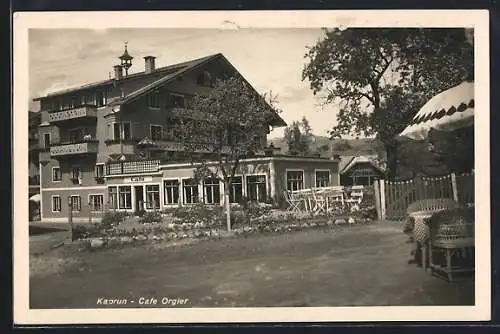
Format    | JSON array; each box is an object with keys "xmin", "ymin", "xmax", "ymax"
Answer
[{"xmin": 72, "ymin": 197, "xmax": 377, "ymax": 251}]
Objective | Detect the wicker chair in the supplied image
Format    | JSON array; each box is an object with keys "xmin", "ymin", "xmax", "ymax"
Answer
[
  {"xmin": 427, "ymin": 207, "xmax": 475, "ymax": 282},
  {"xmin": 405, "ymin": 198, "xmax": 461, "ymax": 270}
]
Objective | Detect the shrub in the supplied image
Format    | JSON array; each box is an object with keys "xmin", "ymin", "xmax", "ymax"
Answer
[
  {"xmin": 101, "ymin": 211, "xmax": 128, "ymax": 229},
  {"xmin": 138, "ymin": 211, "xmax": 162, "ymax": 224},
  {"xmin": 72, "ymin": 224, "xmax": 90, "ymax": 240},
  {"xmin": 168, "ymin": 203, "xmax": 224, "ymax": 226}
]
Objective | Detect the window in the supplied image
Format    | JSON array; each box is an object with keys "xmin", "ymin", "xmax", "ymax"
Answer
[
  {"xmin": 246, "ymin": 175, "xmax": 267, "ymax": 202},
  {"xmin": 108, "ymin": 187, "xmax": 118, "ymax": 209},
  {"xmin": 196, "ymin": 72, "xmax": 213, "ymax": 87},
  {"xmin": 118, "ymin": 186, "xmax": 132, "ymax": 209},
  {"xmin": 95, "ymin": 164, "xmax": 104, "ymax": 178},
  {"xmin": 315, "ymin": 170, "xmax": 330, "ymax": 188},
  {"xmin": 113, "ymin": 123, "xmax": 121, "ymax": 140},
  {"xmin": 52, "ymin": 167, "xmax": 61, "ymax": 182},
  {"xmin": 71, "ymin": 166, "xmax": 82, "ymax": 181},
  {"xmin": 148, "ymin": 91, "xmax": 161, "ymax": 108},
  {"xmin": 286, "ymin": 170, "xmax": 304, "ymax": 191},
  {"xmin": 89, "ymin": 194, "xmax": 104, "ymax": 211},
  {"xmin": 70, "ymin": 195, "xmax": 81, "ymax": 212},
  {"xmin": 145, "ymin": 185, "xmax": 160, "ymax": 210},
  {"xmin": 183, "ymin": 178, "xmax": 199, "ymax": 204},
  {"xmin": 203, "ymin": 178, "xmax": 220, "ymax": 204},
  {"xmin": 43, "ymin": 133, "xmax": 51, "ymax": 149},
  {"xmin": 171, "ymin": 95, "xmax": 185, "ymax": 108},
  {"xmin": 164, "ymin": 180, "xmax": 180, "ymax": 205},
  {"xmin": 112, "ymin": 122, "xmax": 132, "ymax": 140},
  {"xmin": 96, "ymin": 91, "xmax": 106, "ymax": 107},
  {"xmin": 51, "ymin": 196, "xmax": 61, "ymax": 212},
  {"xmin": 150, "ymin": 125, "xmax": 163, "ymax": 141},
  {"xmin": 229, "ymin": 176, "xmax": 243, "ymax": 203},
  {"xmin": 122, "ymin": 122, "xmax": 131, "ymax": 140}
]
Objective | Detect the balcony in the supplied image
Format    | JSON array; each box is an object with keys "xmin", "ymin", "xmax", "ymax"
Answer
[
  {"xmin": 50, "ymin": 140, "xmax": 99, "ymax": 157},
  {"xmin": 106, "ymin": 159, "xmax": 160, "ymax": 176},
  {"xmin": 48, "ymin": 105, "xmax": 97, "ymax": 124}
]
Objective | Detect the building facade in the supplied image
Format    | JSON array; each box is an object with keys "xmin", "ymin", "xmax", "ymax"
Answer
[
  {"xmin": 34, "ymin": 46, "xmax": 340, "ymax": 223},
  {"xmin": 339, "ymin": 155, "xmax": 385, "ymax": 186}
]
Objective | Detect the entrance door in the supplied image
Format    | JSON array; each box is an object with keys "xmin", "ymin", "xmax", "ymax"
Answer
[{"xmin": 134, "ymin": 185, "xmax": 144, "ymax": 213}]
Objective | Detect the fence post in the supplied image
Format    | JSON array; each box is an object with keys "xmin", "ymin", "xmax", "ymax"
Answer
[
  {"xmin": 451, "ymin": 172, "xmax": 459, "ymax": 202},
  {"xmin": 374, "ymin": 179, "xmax": 382, "ymax": 221},
  {"xmin": 380, "ymin": 180, "xmax": 386, "ymax": 221}
]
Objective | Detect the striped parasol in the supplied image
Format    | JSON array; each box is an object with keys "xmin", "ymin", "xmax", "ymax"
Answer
[{"xmin": 400, "ymin": 81, "xmax": 474, "ymax": 140}]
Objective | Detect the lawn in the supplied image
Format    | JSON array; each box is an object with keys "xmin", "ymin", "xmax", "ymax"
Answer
[{"xmin": 29, "ymin": 222, "xmax": 474, "ymax": 308}]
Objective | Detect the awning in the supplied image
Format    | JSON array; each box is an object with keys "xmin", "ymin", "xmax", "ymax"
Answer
[
  {"xmin": 400, "ymin": 81, "xmax": 474, "ymax": 140},
  {"xmin": 29, "ymin": 194, "xmax": 41, "ymax": 202}
]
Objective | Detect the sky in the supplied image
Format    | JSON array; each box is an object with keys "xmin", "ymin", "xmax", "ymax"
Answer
[{"xmin": 28, "ymin": 28, "xmax": 343, "ymax": 139}]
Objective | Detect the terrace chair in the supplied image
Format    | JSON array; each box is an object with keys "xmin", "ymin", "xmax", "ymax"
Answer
[
  {"xmin": 283, "ymin": 190, "xmax": 303, "ymax": 213},
  {"xmin": 346, "ymin": 185, "xmax": 364, "ymax": 205},
  {"xmin": 427, "ymin": 206, "xmax": 475, "ymax": 282},
  {"xmin": 325, "ymin": 186, "xmax": 345, "ymax": 209},
  {"xmin": 406, "ymin": 198, "xmax": 461, "ymax": 271},
  {"xmin": 311, "ymin": 188, "xmax": 327, "ymax": 214}
]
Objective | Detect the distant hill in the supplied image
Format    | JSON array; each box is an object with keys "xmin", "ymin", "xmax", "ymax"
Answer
[{"xmin": 268, "ymin": 135, "xmax": 384, "ymax": 158}]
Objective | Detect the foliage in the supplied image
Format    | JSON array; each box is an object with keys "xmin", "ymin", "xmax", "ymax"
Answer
[
  {"xmin": 176, "ymin": 76, "xmax": 282, "ymax": 231},
  {"xmin": 283, "ymin": 116, "xmax": 314, "ymax": 156},
  {"xmin": 72, "ymin": 224, "xmax": 92, "ymax": 240},
  {"xmin": 168, "ymin": 203, "xmax": 225, "ymax": 226},
  {"xmin": 101, "ymin": 211, "xmax": 128, "ymax": 229},
  {"xmin": 138, "ymin": 211, "xmax": 163, "ymax": 224},
  {"xmin": 302, "ymin": 28, "xmax": 474, "ymax": 178},
  {"xmin": 331, "ymin": 139, "xmax": 352, "ymax": 152}
]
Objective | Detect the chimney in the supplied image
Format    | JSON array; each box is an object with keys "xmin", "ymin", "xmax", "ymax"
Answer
[
  {"xmin": 114, "ymin": 65, "xmax": 123, "ymax": 80},
  {"xmin": 144, "ymin": 56, "xmax": 156, "ymax": 74}
]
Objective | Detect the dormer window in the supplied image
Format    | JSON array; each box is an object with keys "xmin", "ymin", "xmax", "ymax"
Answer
[
  {"xmin": 148, "ymin": 90, "xmax": 161, "ymax": 108},
  {"xmin": 171, "ymin": 94, "xmax": 185, "ymax": 108},
  {"xmin": 196, "ymin": 71, "xmax": 213, "ymax": 87}
]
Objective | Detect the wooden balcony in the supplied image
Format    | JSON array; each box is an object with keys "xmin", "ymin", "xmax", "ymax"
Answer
[
  {"xmin": 48, "ymin": 105, "xmax": 97, "ymax": 124},
  {"xmin": 50, "ymin": 140, "xmax": 99, "ymax": 157}
]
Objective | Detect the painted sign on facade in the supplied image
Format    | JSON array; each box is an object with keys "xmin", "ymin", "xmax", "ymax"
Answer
[{"xmin": 124, "ymin": 176, "xmax": 154, "ymax": 183}]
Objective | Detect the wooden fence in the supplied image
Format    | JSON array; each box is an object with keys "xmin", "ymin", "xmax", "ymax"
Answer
[{"xmin": 374, "ymin": 172, "xmax": 474, "ymax": 221}]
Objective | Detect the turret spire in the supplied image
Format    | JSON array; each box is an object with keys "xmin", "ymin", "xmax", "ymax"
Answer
[{"xmin": 119, "ymin": 41, "xmax": 133, "ymax": 76}]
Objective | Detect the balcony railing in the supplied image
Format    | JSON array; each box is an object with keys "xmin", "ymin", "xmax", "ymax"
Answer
[
  {"xmin": 50, "ymin": 140, "xmax": 99, "ymax": 157},
  {"xmin": 48, "ymin": 105, "xmax": 97, "ymax": 123},
  {"xmin": 106, "ymin": 160, "xmax": 160, "ymax": 176}
]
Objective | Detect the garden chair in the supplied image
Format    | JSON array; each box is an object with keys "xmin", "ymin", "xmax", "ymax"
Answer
[
  {"xmin": 427, "ymin": 206, "xmax": 475, "ymax": 282},
  {"xmin": 406, "ymin": 198, "xmax": 461, "ymax": 271},
  {"xmin": 283, "ymin": 190, "xmax": 304, "ymax": 213},
  {"xmin": 325, "ymin": 186, "xmax": 345, "ymax": 209},
  {"xmin": 346, "ymin": 185, "xmax": 364, "ymax": 205},
  {"xmin": 311, "ymin": 188, "xmax": 327, "ymax": 214}
]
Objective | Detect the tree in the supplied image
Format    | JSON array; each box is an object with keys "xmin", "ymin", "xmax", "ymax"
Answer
[
  {"xmin": 302, "ymin": 28, "xmax": 473, "ymax": 179},
  {"xmin": 177, "ymin": 76, "xmax": 282, "ymax": 232},
  {"xmin": 283, "ymin": 116, "xmax": 313, "ymax": 156}
]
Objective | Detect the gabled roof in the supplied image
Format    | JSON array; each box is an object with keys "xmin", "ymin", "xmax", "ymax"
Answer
[
  {"xmin": 34, "ymin": 52, "xmax": 287, "ymax": 127},
  {"xmin": 108, "ymin": 53, "xmax": 220, "ymax": 106},
  {"xmin": 339, "ymin": 155, "xmax": 385, "ymax": 175},
  {"xmin": 33, "ymin": 53, "xmax": 221, "ymax": 101}
]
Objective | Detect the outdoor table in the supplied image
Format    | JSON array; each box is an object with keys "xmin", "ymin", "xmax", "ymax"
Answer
[{"xmin": 410, "ymin": 210, "xmax": 434, "ymax": 271}]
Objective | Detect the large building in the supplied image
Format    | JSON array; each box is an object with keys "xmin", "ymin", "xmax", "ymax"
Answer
[{"xmin": 34, "ymin": 46, "xmax": 341, "ymax": 222}]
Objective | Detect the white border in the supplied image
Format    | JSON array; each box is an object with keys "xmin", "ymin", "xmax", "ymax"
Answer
[
  {"xmin": 51, "ymin": 166, "xmax": 61, "ymax": 182},
  {"xmin": 50, "ymin": 195, "xmax": 62, "ymax": 213},
  {"xmin": 13, "ymin": 10, "xmax": 490, "ymax": 324}
]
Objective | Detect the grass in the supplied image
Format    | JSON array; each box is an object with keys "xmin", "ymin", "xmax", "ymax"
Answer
[{"xmin": 29, "ymin": 222, "xmax": 474, "ymax": 308}]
